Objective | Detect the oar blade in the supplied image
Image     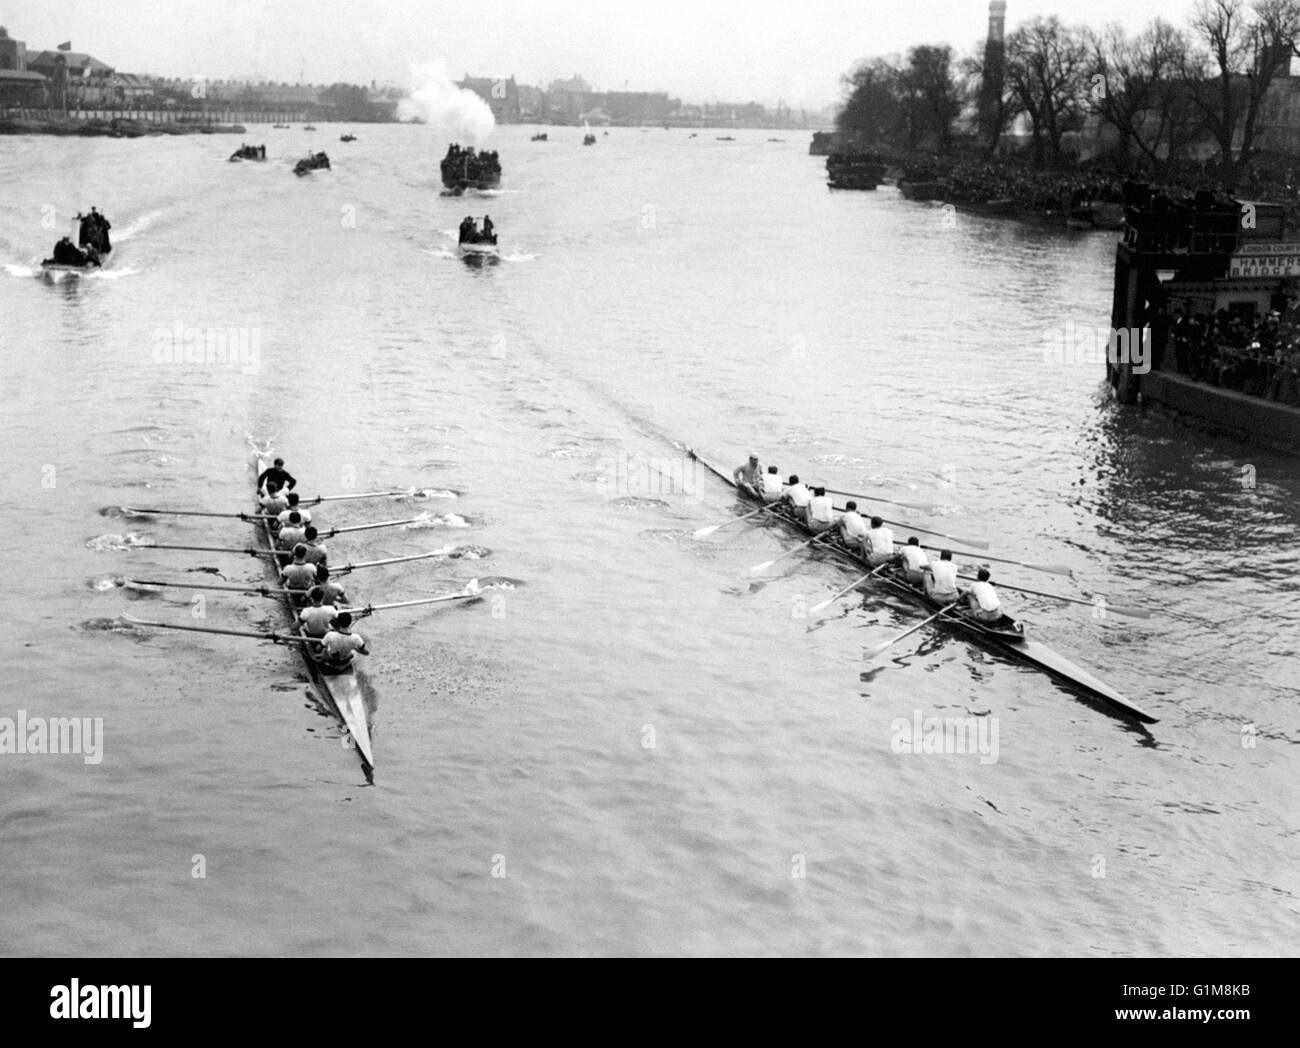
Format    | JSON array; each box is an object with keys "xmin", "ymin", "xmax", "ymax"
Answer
[
  {"xmin": 1020, "ymin": 561, "xmax": 1075, "ymax": 577},
  {"xmin": 1105, "ymin": 603, "xmax": 1154, "ymax": 620},
  {"xmin": 864, "ymin": 640, "xmax": 894, "ymax": 659},
  {"xmin": 692, "ymin": 523, "xmax": 722, "ymax": 539},
  {"xmin": 749, "ymin": 559, "xmax": 776, "ymax": 575}
]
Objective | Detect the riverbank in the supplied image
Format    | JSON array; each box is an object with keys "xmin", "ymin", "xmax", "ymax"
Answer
[{"xmin": 0, "ymin": 116, "xmax": 246, "ymax": 137}]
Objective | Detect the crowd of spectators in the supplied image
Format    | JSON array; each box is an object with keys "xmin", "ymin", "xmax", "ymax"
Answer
[{"xmin": 1165, "ymin": 309, "xmax": 1300, "ymax": 405}]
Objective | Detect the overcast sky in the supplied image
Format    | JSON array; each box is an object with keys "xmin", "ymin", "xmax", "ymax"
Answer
[{"xmin": 7, "ymin": 0, "xmax": 1204, "ymax": 106}]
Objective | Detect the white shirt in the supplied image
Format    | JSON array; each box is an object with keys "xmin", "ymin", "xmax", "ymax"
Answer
[
  {"xmin": 299, "ymin": 603, "xmax": 338, "ymax": 637},
  {"xmin": 929, "ymin": 560, "xmax": 959, "ymax": 591},
  {"xmin": 969, "ymin": 580, "xmax": 1001, "ymax": 612},
  {"xmin": 261, "ymin": 492, "xmax": 290, "ymax": 514},
  {"xmin": 807, "ymin": 495, "xmax": 834, "ymax": 524},
  {"xmin": 760, "ymin": 472, "xmax": 784, "ymax": 498},
  {"xmin": 281, "ymin": 562, "xmax": 317, "ymax": 590},
  {"xmin": 323, "ymin": 630, "xmax": 366, "ymax": 662},
  {"xmin": 785, "ymin": 483, "xmax": 811, "ymax": 509},
  {"xmin": 839, "ymin": 510, "xmax": 868, "ymax": 540},
  {"xmin": 900, "ymin": 545, "xmax": 929, "ymax": 570},
  {"xmin": 278, "ymin": 525, "xmax": 307, "ymax": 549},
  {"xmin": 303, "ymin": 541, "xmax": 328, "ymax": 565},
  {"xmin": 866, "ymin": 525, "xmax": 894, "ymax": 556},
  {"xmin": 279, "ymin": 507, "xmax": 312, "ymax": 527}
]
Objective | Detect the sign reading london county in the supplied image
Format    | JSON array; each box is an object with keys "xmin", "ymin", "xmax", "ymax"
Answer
[{"xmin": 1229, "ymin": 242, "xmax": 1300, "ymax": 277}]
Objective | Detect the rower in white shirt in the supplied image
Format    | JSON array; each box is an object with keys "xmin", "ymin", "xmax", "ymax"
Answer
[
  {"xmin": 297, "ymin": 587, "xmax": 338, "ymax": 638},
  {"xmin": 965, "ymin": 567, "xmax": 1003, "ymax": 623},
  {"xmin": 733, "ymin": 454, "xmax": 763, "ymax": 494},
  {"xmin": 321, "ymin": 612, "xmax": 369, "ymax": 670},
  {"xmin": 277, "ymin": 512, "xmax": 308, "ymax": 551},
  {"xmin": 280, "ymin": 544, "xmax": 318, "ymax": 599},
  {"xmin": 864, "ymin": 516, "xmax": 895, "ymax": 566},
  {"xmin": 260, "ymin": 481, "xmax": 290, "ymax": 516},
  {"xmin": 277, "ymin": 492, "xmax": 312, "ymax": 528},
  {"xmin": 923, "ymin": 549, "xmax": 960, "ymax": 603},
  {"xmin": 782, "ymin": 474, "xmax": 812, "ymax": 521},
  {"xmin": 300, "ymin": 525, "xmax": 328, "ymax": 566},
  {"xmin": 897, "ymin": 536, "xmax": 929, "ymax": 585},
  {"xmin": 758, "ymin": 464, "xmax": 785, "ymax": 503},
  {"xmin": 838, "ymin": 500, "xmax": 869, "ymax": 550},
  {"xmin": 806, "ymin": 486, "xmax": 835, "ymax": 532}
]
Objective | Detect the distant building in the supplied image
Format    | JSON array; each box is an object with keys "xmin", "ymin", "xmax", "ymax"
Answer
[
  {"xmin": 457, "ymin": 73, "xmax": 520, "ymax": 122},
  {"xmin": 0, "ymin": 25, "xmax": 47, "ymax": 105},
  {"xmin": 28, "ymin": 48, "xmax": 115, "ymax": 106}
]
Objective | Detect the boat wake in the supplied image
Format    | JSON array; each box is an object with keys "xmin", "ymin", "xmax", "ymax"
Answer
[
  {"xmin": 86, "ymin": 532, "xmax": 154, "ymax": 551},
  {"xmin": 401, "ymin": 512, "xmax": 470, "ymax": 529}
]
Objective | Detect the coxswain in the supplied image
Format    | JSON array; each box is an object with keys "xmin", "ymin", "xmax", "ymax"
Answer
[
  {"xmin": 838, "ymin": 499, "xmax": 869, "ymax": 550},
  {"xmin": 864, "ymin": 516, "xmax": 895, "ymax": 566},
  {"xmin": 733, "ymin": 454, "xmax": 762, "ymax": 493},
  {"xmin": 297, "ymin": 587, "xmax": 338, "ymax": 639},
  {"xmin": 314, "ymin": 564, "xmax": 349, "ymax": 606},
  {"xmin": 301, "ymin": 525, "xmax": 328, "ymax": 566},
  {"xmin": 923, "ymin": 549, "xmax": 960, "ymax": 604},
  {"xmin": 321, "ymin": 612, "xmax": 369, "ymax": 670},
  {"xmin": 277, "ymin": 511, "xmax": 308, "ymax": 551},
  {"xmin": 280, "ymin": 544, "xmax": 317, "ymax": 599},
  {"xmin": 257, "ymin": 457, "xmax": 296, "ymax": 494},
  {"xmin": 897, "ymin": 536, "xmax": 929, "ymax": 585},
  {"xmin": 806, "ymin": 486, "xmax": 835, "ymax": 533},
  {"xmin": 260, "ymin": 480, "xmax": 290, "ymax": 516},
  {"xmin": 781, "ymin": 474, "xmax": 811, "ymax": 522},
  {"xmin": 758, "ymin": 464, "xmax": 784, "ymax": 503},
  {"xmin": 277, "ymin": 492, "xmax": 312, "ymax": 528},
  {"xmin": 965, "ymin": 567, "xmax": 1003, "ymax": 623}
]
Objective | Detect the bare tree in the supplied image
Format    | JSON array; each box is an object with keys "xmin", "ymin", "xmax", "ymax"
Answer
[
  {"xmin": 1090, "ymin": 20, "xmax": 1200, "ymax": 169},
  {"xmin": 1005, "ymin": 17, "xmax": 1092, "ymax": 165},
  {"xmin": 1183, "ymin": 0, "xmax": 1300, "ymax": 180}
]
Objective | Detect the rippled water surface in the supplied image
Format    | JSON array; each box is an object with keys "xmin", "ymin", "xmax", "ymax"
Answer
[{"xmin": 1, "ymin": 126, "xmax": 1297, "ymax": 956}]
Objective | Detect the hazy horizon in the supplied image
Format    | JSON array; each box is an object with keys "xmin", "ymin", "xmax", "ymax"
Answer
[{"xmin": 6, "ymin": 0, "xmax": 1223, "ymax": 108}]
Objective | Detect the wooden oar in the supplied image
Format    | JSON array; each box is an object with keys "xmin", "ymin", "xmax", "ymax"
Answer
[
  {"xmin": 121, "ymin": 614, "xmax": 319, "ymax": 644},
  {"xmin": 354, "ymin": 582, "xmax": 484, "ymax": 617},
  {"xmin": 864, "ymin": 602, "xmax": 961, "ymax": 659},
  {"xmin": 929, "ymin": 545, "xmax": 1073, "ymax": 578},
  {"xmin": 125, "ymin": 578, "xmax": 285, "ymax": 597},
  {"xmin": 823, "ymin": 487, "xmax": 942, "ymax": 513},
  {"xmin": 955, "ymin": 575, "xmax": 1153, "ymax": 619},
  {"xmin": 808, "ymin": 564, "xmax": 890, "ymax": 614},
  {"xmin": 141, "ymin": 544, "xmax": 279, "ymax": 556},
  {"xmin": 749, "ymin": 529, "xmax": 832, "ymax": 574},
  {"xmin": 325, "ymin": 516, "xmax": 427, "ymax": 536},
  {"xmin": 123, "ymin": 490, "xmax": 419, "ymax": 516},
  {"xmin": 328, "ymin": 550, "xmax": 462, "ymax": 574},
  {"xmin": 832, "ymin": 505, "xmax": 989, "ymax": 551},
  {"xmin": 306, "ymin": 489, "xmax": 418, "ymax": 504},
  {"xmin": 123, "ymin": 507, "xmax": 250, "ymax": 519},
  {"xmin": 693, "ymin": 505, "xmax": 770, "ymax": 539}
]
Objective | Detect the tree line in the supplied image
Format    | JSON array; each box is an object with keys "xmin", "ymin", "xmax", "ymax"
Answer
[{"xmin": 838, "ymin": 0, "xmax": 1300, "ymax": 180}]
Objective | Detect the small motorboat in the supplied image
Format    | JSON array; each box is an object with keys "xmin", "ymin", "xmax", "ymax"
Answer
[
  {"xmin": 294, "ymin": 151, "xmax": 331, "ymax": 176},
  {"xmin": 531, "ymin": 132, "xmax": 548, "ymax": 141},
  {"xmin": 583, "ymin": 133, "xmax": 596, "ymax": 146},
  {"xmin": 228, "ymin": 144, "xmax": 266, "ymax": 162},
  {"xmin": 303, "ymin": 124, "xmax": 317, "ymax": 131},
  {"xmin": 340, "ymin": 133, "xmax": 356, "ymax": 142}
]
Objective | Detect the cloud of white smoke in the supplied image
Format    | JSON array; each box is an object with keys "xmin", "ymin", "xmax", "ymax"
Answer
[{"xmin": 398, "ymin": 61, "xmax": 495, "ymax": 145}]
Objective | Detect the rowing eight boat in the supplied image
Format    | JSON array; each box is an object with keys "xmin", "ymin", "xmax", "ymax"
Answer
[
  {"xmin": 689, "ymin": 450, "xmax": 1158, "ymax": 725},
  {"xmin": 253, "ymin": 455, "xmax": 376, "ymax": 778}
]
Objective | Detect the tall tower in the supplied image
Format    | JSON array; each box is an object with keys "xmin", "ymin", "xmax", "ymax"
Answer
[{"xmin": 978, "ymin": 1, "xmax": 1008, "ymax": 150}]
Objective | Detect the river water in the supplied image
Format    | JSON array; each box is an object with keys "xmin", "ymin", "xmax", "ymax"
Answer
[{"xmin": 1, "ymin": 125, "xmax": 1296, "ymax": 956}]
